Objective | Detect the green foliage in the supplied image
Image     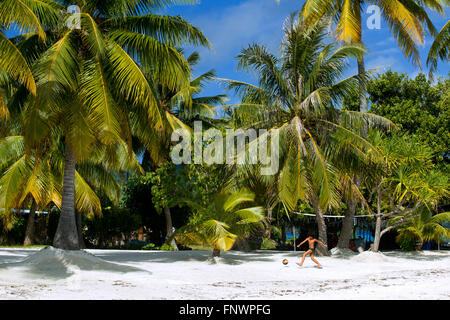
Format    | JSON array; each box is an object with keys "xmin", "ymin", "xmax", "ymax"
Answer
[
  {"xmin": 260, "ymin": 238, "xmax": 277, "ymax": 250},
  {"xmin": 270, "ymin": 225, "xmax": 283, "ymax": 242},
  {"xmin": 0, "ymin": 214, "xmax": 26, "ymax": 245},
  {"xmin": 142, "ymin": 243, "xmax": 174, "ymax": 251},
  {"xmin": 174, "ymin": 189, "xmax": 265, "ymax": 254},
  {"xmin": 142, "ymin": 243, "xmax": 156, "ymax": 250},
  {"xmin": 350, "ymin": 71, "xmax": 449, "ymax": 163},
  {"xmin": 395, "ymin": 211, "xmax": 450, "ymax": 250},
  {"xmin": 159, "ymin": 243, "xmax": 175, "ymax": 251},
  {"xmin": 397, "ymin": 235, "xmax": 417, "ymax": 251},
  {"xmin": 83, "ymin": 206, "xmax": 141, "ymax": 248},
  {"xmin": 149, "ymin": 162, "xmax": 183, "ymax": 211},
  {"xmin": 224, "ymin": 15, "xmax": 393, "ymax": 215}
]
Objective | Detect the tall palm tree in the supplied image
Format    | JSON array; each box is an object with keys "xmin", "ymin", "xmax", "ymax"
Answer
[
  {"xmin": 0, "ymin": 134, "xmax": 138, "ymax": 245},
  {"xmin": 224, "ymin": 15, "xmax": 392, "ymax": 255},
  {"xmin": 300, "ymin": 0, "xmax": 442, "ymax": 112},
  {"xmin": 173, "ymin": 189, "xmax": 265, "ymax": 257},
  {"xmin": 298, "ymin": 0, "xmax": 444, "ymax": 250},
  {"xmin": 131, "ymin": 52, "xmax": 226, "ymax": 250},
  {"xmin": 3, "ymin": 0, "xmax": 210, "ymax": 250}
]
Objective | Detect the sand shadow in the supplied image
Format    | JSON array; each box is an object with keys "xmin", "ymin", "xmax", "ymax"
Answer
[
  {"xmin": 382, "ymin": 250, "xmax": 450, "ymax": 261},
  {"xmin": 0, "ymin": 249, "xmax": 40, "ymax": 264},
  {"xmin": 91, "ymin": 249, "xmax": 278, "ymax": 266}
]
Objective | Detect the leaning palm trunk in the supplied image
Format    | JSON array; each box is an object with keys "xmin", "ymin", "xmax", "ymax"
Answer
[
  {"xmin": 164, "ymin": 205, "xmax": 178, "ymax": 251},
  {"xmin": 53, "ymin": 145, "xmax": 79, "ymax": 250},
  {"xmin": 311, "ymin": 196, "xmax": 329, "ymax": 256},
  {"xmin": 23, "ymin": 199, "xmax": 37, "ymax": 246}
]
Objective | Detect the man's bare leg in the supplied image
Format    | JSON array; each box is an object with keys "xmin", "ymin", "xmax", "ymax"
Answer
[
  {"xmin": 297, "ymin": 250, "xmax": 312, "ymax": 267},
  {"xmin": 310, "ymin": 254, "xmax": 322, "ymax": 268}
]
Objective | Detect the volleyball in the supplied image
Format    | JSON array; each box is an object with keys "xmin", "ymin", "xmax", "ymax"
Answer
[{"xmin": 282, "ymin": 259, "xmax": 288, "ymax": 265}]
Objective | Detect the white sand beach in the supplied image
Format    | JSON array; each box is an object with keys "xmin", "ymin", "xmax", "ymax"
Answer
[{"xmin": 0, "ymin": 247, "xmax": 449, "ymax": 300}]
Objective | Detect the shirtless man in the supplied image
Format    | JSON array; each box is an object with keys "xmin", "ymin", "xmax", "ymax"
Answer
[{"xmin": 296, "ymin": 235, "xmax": 327, "ymax": 268}]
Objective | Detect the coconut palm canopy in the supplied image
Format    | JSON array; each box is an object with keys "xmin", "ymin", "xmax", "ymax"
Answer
[
  {"xmin": 224, "ymin": 15, "xmax": 393, "ymax": 213},
  {"xmin": 0, "ymin": 0, "xmax": 212, "ymax": 249},
  {"xmin": 300, "ymin": 0, "xmax": 444, "ymax": 67}
]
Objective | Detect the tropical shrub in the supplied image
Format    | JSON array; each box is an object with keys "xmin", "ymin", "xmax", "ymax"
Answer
[
  {"xmin": 83, "ymin": 207, "xmax": 141, "ymax": 248},
  {"xmin": 396, "ymin": 211, "xmax": 450, "ymax": 251},
  {"xmin": 173, "ymin": 189, "xmax": 265, "ymax": 257},
  {"xmin": 260, "ymin": 238, "xmax": 277, "ymax": 250}
]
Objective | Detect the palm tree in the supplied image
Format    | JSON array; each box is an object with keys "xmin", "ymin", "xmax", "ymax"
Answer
[
  {"xmin": 224, "ymin": 15, "xmax": 392, "ymax": 256},
  {"xmin": 427, "ymin": 20, "xmax": 449, "ymax": 78},
  {"xmin": 6, "ymin": 0, "xmax": 210, "ymax": 250},
  {"xmin": 300, "ymin": 0, "xmax": 442, "ymax": 112},
  {"xmin": 0, "ymin": 134, "xmax": 138, "ymax": 246},
  {"xmin": 298, "ymin": 0, "xmax": 444, "ymax": 251},
  {"xmin": 131, "ymin": 52, "xmax": 226, "ymax": 250},
  {"xmin": 173, "ymin": 189, "xmax": 265, "ymax": 257},
  {"xmin": 0, "ymin": 0, "xmax": 62, "ymax": 117},
  {"xmin": 396, "ymin": 211, "xmax": 450, "ymax": 251}
]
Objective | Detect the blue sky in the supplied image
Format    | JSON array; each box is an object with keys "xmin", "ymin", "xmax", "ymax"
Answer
[
  {"xmin": 161, "ymin": 0, "xmax": 450, "ymax": 104},
  {"xmin": 4, "ymin": 0, "xmax": 449, "ymax": 105}
]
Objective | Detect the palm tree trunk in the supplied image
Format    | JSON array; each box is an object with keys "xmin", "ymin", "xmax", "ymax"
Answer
[
  {"xmin": 266, "ymin": 206, "xmax": 273, "ymax": 239},
  {"xmin": 373, "ymin": 215, "xmax": 382, "ymax": 252},
  {"xmin": 311, "ymin": 195, "xmax": 329, "ymax": 256},
  {"xmin": 164, "ymin": 205, "xmax": 178, "ymax": 251},
  {"xmin": 357, "ymin": 55, "xmax": 368, "ymax": 113},
  {"xmin": 338, "ymin": 55, "xmax": 367, "ymax": 250},
  {"xmin": 53, "ymin": 144, "xmax": 80, "ymax": 250},
  {"xmin": 281, "ymin": 223, "xmax": 286, "ymax": 243},
  {"xmin": 337, "ymin": 197, "xmax": 357, "ymax": 249},
  {"xmin": 373, "ymin": 188, "xmax": 383, "ymax": 252},
  {"xmin": 23, "ymin": 199, "xmax": 37, "ymax": 246},
  {"xmin": 212, "ymin": 248, "xmax": 220, "ymax": 257},
  {"xmin": 76, "ymin": 210, "xmax": 86, "ymax": 249}
]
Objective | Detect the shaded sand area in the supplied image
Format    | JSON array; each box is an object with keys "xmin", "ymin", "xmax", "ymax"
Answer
[{"xmin": 0, "ymin": 247, "xmax": 449, "ymax": 299}]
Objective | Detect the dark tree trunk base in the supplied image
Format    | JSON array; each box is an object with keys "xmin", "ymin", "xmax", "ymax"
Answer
[
  {"xmin": 213, "ymin": 248, "xmax": 221, "ymax": 257},
  {"xmin": 23, "ymin": 200, "xmax": 37, "ymax": 246},
  {"xmin": 337, "ymin": 197, "xmax": 357, "ymax": 249},
  {"xmin": 53, "ymin": 144, "xmax": 80, "ymax": 250}
]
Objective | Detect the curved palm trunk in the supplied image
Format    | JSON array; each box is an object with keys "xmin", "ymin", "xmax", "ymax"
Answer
[
  {"xmin": 53, "ymin": 145, "xmax": 80, "ymax": 250},
  {"xmin": 212, "ymin": 248, "xmax": 220, "ymax": 257},
  {"xmin": 23, "ymin": 199, "xmax": 37, "ymax": 246},
  {"xmin": 164, "ymin": 205, "xmax": 178, "ymax": 251},
  {"xmin": 311, "ymin": 196, "xmax": 329, "ymax": 256}
]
